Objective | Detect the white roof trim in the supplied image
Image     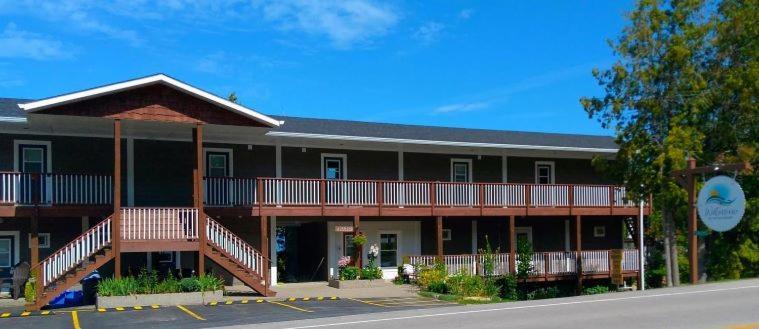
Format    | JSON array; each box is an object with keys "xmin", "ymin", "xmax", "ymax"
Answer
[
  {"xmin": 265, "ymin": 131, "xmax": 619, "ymax": 153},
  {"xmin": 18, "ymin": 74, "xmax": 281, "ymax": 127},
  {"xmin": 0, "ymin": 116, "xmax": 27, "ymax": 123}
]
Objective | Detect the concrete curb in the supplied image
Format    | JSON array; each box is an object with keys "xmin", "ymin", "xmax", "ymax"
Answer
[{"xmin": 97, "ymin": 290, "xmax": 224, "ymax": 308}]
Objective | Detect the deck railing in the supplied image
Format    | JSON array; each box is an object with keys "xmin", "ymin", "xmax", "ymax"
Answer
[
  {"xmin": 0, "ymin": 172, "xmax": 112, "ymax": 205},
  {"xmin": 38, "ymin": 216, "xmax": 112, "ymax": 287},
  {"xmin": 206, "ymin": 217, "xmax": 267, "ymax": 280},
  {"xmin": 202, "ymin": 177, "xmax": 640, "ymax": 209},
  {"xmin": 121, "ymin": 207, "xmax": 199, "ymax": 240},
  {"xmin": 409, "ymin": 249, "xmax": 639, "ymax": 278}
]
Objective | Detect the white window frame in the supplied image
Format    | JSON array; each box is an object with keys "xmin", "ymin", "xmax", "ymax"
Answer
[
  {"xmin": 13, "ymin": 140, "xmax": 52, "ymax": 173},
  {"xmin": 534, "ymin": 161, "xmax": 555, "ymax": 185},
  {"xmin": 377, "ymin": 230, "xmax": 401, "ymax": 268},
  {"xmin": 321, "ymin": 153, "xmax": 348, "ymax": 180},
  {"xmin": 0, "ymin": 231, "xmax": 21, "ymax": 269},
  {"xmin": 594, "ymin": 225, "xmax": 606, "ymax": 238},
  {"xmin": 29, "ymin": 233, "xmax": 51, "ymax": 248},
  {"xmin": 450, "ymin": 158, "xmax": 473, "ymax": 183},
  {"xmin": 204, "ymin": 148, "xmax": 234, "ymax": 177},
  {"xmin": 442, "ymin": 229, "xmax": 452, "ymax": 241}
]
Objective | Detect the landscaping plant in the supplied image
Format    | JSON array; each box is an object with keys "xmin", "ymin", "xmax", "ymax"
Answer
[{"xmin": 361, "ymin": 244, "xmax": 383, "ymax": 280}]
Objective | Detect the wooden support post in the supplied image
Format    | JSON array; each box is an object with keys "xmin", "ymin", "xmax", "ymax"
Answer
[
  {"xmin": 30, "ymin": 214, "xmax": 39, "ymax": 274},
  {"xmin": 193, "ymin": 124, "xmax": 206, "ymax": 276},
  {"xmin": 113, "ymin": 119, "xmax": 122, "ymax": 279},
  {"xmin": 509, "ymin": 215, "xmax": 516, "ymax": 274},
  {"xmin": 260, "ymin": 216, "xmax": 269, "ymax": 294},
  {"xmin": 436, "ymin": 216, "xmax": 443, "ymax": 261},
  {"xmin": 353, "ymin": 215, "xmax": 361, "ymax": 268},
  {"xmin": 575, "ymin": 215, "xmax": 582, "ymax": 292}
]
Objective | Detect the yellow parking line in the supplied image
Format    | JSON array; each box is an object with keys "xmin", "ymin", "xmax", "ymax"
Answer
[
  {"xmin": 133, "ymin": 306, "xmax": 143, "ymax": 310},
  {"xmin": 20, "ymin": 311, "xmax": 31, "ymax": 317},
  {"xmin": 241, "ymin": 300, "xmax": 249, "ymax": 304},
  {"xmin": 176, "ymin": 305, "xmax": 205, "ymax": 320},
  {"xmin": 256, "ymin": 299, "xmax": 264, "ymax": 303},
  {"xmin": 98, "ymin": 308, "xmax": 107, "ymax": 312},
  {"xmin": 41, "ymin": 310, "xmax": 51, "ymax": 315},
  {"xmin": 71, "ymin": 311, "xmax": 82, "ymax": 329},
  {"xmin": 347, "ymin": 298, "xmax": 388, "ymax": 308},
  {"xmin": 225, "ymin": 300, "xmax": 234, "ymax": 305},
  {"xmin": 151, "ymin": 305, "xmax": 159, "ymax": 309},
  {"xmin": 115, "ymin": 307, "xmax": 125, "ymax": 311},
  {"xmin": 267, "ymin": 300, "xmax": 313, "ymax": 312},
  {"xmin": 1, "ymin": 313, "xmax": 11, "ymax": 318}
]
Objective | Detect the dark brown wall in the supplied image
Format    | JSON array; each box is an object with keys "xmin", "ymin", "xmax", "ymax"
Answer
[
  {"xmin": 507, "ymin": 157, "xmax": 611, "ymax": 184},
  {"xmin": 0, "ymin": 133, "xmax": 113, "ymax": 173},
  {"xmin": 281, "ymin": 147, "xmax": 398, "ymax": 180},
  {"xmin": 404, "ymin": 153, "xmax": 502, "ymax": 182},
  {"xmin": 134, "ymin": 139, "xmax": 194, "ymax": 206},
  {"xmin": 205, "ymin": 143, "xmax": 276, "ymax": 178}
]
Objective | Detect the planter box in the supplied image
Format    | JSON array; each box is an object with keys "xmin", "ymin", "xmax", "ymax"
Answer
[
  {"xmin": 97, "ymin": 290, "xmax": 224, "ymax": 308},
  {"xmin": 328, "ymin": 279, "xmax": 394, "ymax": 289}
]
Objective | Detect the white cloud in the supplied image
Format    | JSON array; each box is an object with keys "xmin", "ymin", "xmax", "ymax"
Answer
[
  {"xmin": 413, "ymin": 21, "xmax": 444, "ymax": 45},
  {"xmin": 0, "ymin": 23, "xmax": 71, "ymax": 60},
  {"xmin": 458, "ymin": 9, "xmax": 474, "ymax": 20},
  {"xmin": 433, "ymin": 102, "xmax": 489, "ymax": 114},
  {"xmin": 260, "ymin": 0, "xmax": 399, "ymax": 49}
]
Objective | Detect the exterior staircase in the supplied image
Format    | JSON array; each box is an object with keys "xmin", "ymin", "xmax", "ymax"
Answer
[
  {"xmin": 28, "ymin": 217, "xmax": 113, "ymax": 311},
  {"xmin": 205, "ymin": 218, "xmax": 275, "ymax": 296}
]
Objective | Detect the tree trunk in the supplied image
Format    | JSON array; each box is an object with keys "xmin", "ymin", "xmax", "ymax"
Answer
[
  {"xmin": 668, "ymin": 214, "xmax": 681, "ymax": 286},
  {"xmin": 663, "ymin": 210, "xmax": 674, "ymax": 287}
]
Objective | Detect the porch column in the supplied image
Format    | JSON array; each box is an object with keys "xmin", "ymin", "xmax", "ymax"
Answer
[
  {"xmin": 575, "ymin": 215, "xmax": 583, "ymax": 291},
  {"xmin": 193, "ymin": 124, "xmax": 206, "ymax": 276},
  {"xmin": 113, "ymin": 119, "xmax": 122, "ymax": 279},
  {"xmin": 508, "ymin": 216, "xmax": 516, "ymax": 274},
  {"xmin": 30, "ymin": 215, "xmax": 39, "ymax": 271},
  {"xmin": 260, "ymin": 216, "xmax": 269, "ymax": 294},
  {"xmin": 353, "ymin": 215, "xmax": 362, "ymax": 268},
  {"xmin": 270, "ymin": 216, "xmax": 278, "ymax": 286},
  {"xmin": 436, "ymin": 216, "xmax": 443, "ymax": 260}
]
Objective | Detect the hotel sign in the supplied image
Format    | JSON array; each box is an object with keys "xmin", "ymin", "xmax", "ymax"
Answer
[{"xmin": 697, "ymin": 175, "xmax": 746, "ymax": 232}]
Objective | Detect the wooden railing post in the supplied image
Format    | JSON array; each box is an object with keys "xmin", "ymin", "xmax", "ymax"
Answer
[
  {"xmin": 320, "ymin": 180, "xmax": 326, "ymax": 215},
  {"xmin": 569, "ymin": 185, "xmax": 574, "ymax": 214},
  {"xmin": 525, "ymin": 185, "xmax": 531, "ymax": 215},
  {"xmin": 377, "ymin": 182, "xmax": 383, "ymax": 216},
  {"xmin": 430, "ymin": 182, "xmax": 436, "ymax": 213},
  {"xmin": 479, "ymin": 183, "xmax": 484, "ymax": 215},
  {"xmin": 609, "ymin": 186, "xmax": 615, "ymax": 214},
  {"xmin": 544, "ymin": 253, "xmax": 549, "ymax": 280},
  {"xmin": 508, "ymin": 215, "xmax": 516, "ymax": 274}
]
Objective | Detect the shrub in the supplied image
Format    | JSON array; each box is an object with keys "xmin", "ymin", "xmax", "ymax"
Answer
[
  {"xmin": 352, "ymin": 234, "xmax": 367, "ymax": 247},
  {"xmin": 497, "ymin": 274, "xmax": 518, "ymax": 300},
  {"xmin": 426, "ymin": 281, "xmax": 449, "ymax": 294},
  {"xmin": 198, "ymin": 275, "xmax": 225, "ymax": 292},
  {"xmin": 516, "ymin": 237, "xmax": 534, "ymax": 280},
  {"xmin": 583, "ymin": 285, "xmax": 610, "ymax": 295},
  {"xmin": 24, "ymin": 270, "xmax": 37, "ymax": 303},
  {"xmin": 180, "ymin": 277, "xmax": 201, "ymax": 292},
  {"xmin": 98, "ymin": 276, "xmax": 139, "ymax": 296},
  {"xmin": 340, "ymin": 266, "xmax": 360, "ymax": 280},
  {"xmin": 417, "ymin": 262, "xmax": 447, "ymax": 292},
  {"xmin": 361, "ymin": 266, "xmax": 383, "ymax": 280},
  {"xmin": 447, "ymin": 272, "xmax": 500, "ymax": 298}
]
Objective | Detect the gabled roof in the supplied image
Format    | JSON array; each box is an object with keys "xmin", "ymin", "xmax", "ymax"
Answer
[
  {"xmin": 0, "ymin": 98, "xmax": 31, "ymax": 122},
  {"xmin": 271, "ymin": 116, "xmax": 618, "ymax": 153},
  {"xmin": 18, "ymin": 74, "xmax": 281, "ymax": 127}
]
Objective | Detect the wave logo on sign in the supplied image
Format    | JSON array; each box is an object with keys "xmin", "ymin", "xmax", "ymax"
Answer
[
  {"xmin": 697, "ymin": 175, "xmax": 745, "ymax": 232},
  {"xmin": 705, "ymin": 185, "xmax": 735, "ymax": 206}
]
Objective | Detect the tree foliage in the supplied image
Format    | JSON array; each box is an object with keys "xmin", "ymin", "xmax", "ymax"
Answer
[{"xmin": 582, "ymin": 0, "xmax": 758, "ymax": 282}]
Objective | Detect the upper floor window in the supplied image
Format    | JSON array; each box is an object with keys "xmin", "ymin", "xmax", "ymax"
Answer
[
  {"xmin": 534, "ymin": 161, "xmax": 555, "ymax": 185},
  {"xmin": 451, "ymin": 159, "xmax": 472, "ymax": 183},
  {"xmin": 15, "ymin": 141, "xmax": 51, "ymax": 173},
  {"xmin": 205, "ymin": 149, "xmax": 233, "ymax": 177},
  {"xmin": 321, "ymin": 154, "xmax": 347, "ymax": 180}
]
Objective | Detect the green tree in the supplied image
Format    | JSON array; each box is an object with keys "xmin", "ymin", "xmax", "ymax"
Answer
[
  {"xmin": 581, "ymin": 0, "xmax": 757, "ymax": 284},
  {"xmin": 227, "ymin": 92, "xmax": 238, "ymax": 104}
]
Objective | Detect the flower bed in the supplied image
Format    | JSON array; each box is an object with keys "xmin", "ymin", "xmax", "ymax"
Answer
[{"xmin": 96, "ymin": 270, "xmax": 225, "ymax": 307}]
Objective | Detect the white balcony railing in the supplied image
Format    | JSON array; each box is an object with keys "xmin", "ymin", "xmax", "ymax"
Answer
[{"xmin": 121, "ymin": 207, "xmax": 199, "ymax": 240}]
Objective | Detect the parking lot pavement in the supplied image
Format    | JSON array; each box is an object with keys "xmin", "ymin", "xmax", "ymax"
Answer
[{"xmin": 0, "ymin": 296, "xmax": 454, "ymax": 328}]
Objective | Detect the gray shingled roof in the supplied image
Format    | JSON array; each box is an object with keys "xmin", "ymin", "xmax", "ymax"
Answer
[
  {"xmin": 271, "ymin": 116, "xmax": 618, "ymax": 150},
  {"xmin": 0, "ymin": 98, "xmax": 617, "ymax": 150},
  {"xmin": 0, "ymin": 98, "xmax": 30, "ymax": 119}
]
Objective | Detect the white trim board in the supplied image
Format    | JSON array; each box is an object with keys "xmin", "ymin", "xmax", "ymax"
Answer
[
  {"xmin": 534, "ymin": 161, "xmax": 556, "ymax": 185},
  {"xmin": 450, "ymin": 158, "xmax": 473, "ymax": 183},
  {"xmin": 18, "ymin": 74, "xmax": 282, "ymax": 127},
  {"xmin": 266, "ymin": 131, "xmax": 619, "ymax": 153},
  {"xmin": 204, "ymin": 148, "xmax": 234, "ymax": 176}
]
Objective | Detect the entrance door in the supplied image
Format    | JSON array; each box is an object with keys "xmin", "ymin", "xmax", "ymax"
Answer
[{"xmin": 0, "ymin": 235, "xmax": 15, "ymax": 279}]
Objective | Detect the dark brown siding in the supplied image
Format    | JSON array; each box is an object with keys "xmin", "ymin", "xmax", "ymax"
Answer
[
  {"xmin": 507, "ymin": 157, "xmax": 611, "ymax": 184},
  {"xmin": 134, "ymin": 139, "xmax": 194, "ymax": 206},
  {"xmin": 404, "ymin": 153, "xmax": 502, "ymax": 182},
  {"xmin": 205, "ymin": 143, "xmax": 276, "ymax": 178},
  {"xmin": 0, "ymin": 133, "xmax": 113, "ymax": 173},
  {"xmin": 281, "ymin": 147, "xmax": 398, "ymax": 180}
]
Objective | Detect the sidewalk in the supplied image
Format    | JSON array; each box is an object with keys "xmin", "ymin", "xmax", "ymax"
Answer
[{"xmin": 225, "ymin": 281, "xmax": 419, "ymax": 300}]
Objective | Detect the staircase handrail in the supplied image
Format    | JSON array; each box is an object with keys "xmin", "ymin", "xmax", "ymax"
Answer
[
  {"xmin": 205, "ymin": 217, "xmax": 269, "ymax": 276},
  {"xmin": 31, "ymin": 216, "xmax": 112, "ymax": 286}
]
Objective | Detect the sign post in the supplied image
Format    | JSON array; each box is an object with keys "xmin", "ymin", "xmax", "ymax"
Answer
[
  {"xmin": 671, "ymin": 158, "xmax": 751, "ymax": 284},
  {"xmin": 609, "ymin": 249, "xmax": 624, "ymax": 286}
]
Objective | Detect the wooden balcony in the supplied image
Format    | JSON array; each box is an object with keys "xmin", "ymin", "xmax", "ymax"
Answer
[
  {"xmin": 0, "ymin": 171, "xmax": 113, "ymax": 217},
  {"xmin": 408, "ymin": 249, "xmax": 640, "ymax": 281},
  {"xmin": 204, "ymin": 177, "xmax": 650, "ymax": 217}
]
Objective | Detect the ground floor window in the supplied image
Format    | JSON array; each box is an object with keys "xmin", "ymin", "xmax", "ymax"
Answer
[
  {"xmin": 0, "ymin": 238, "xmax": 10, "ymax": 268},
  {"xmin": 28, "ymin": 233, "xmax": 50, "ymax": 248},
  {"xmin": 343, "ymin": 233, "xmax": 355, "ymax": 258},
  {"xmin": 379, "ymin": 233, "xmax": 398, "ymax": 267}
]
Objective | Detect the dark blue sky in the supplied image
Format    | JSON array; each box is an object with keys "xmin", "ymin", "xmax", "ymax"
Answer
[{"xmin": 0, "ymin": 1, "xmax": 633, "ymax": 135}]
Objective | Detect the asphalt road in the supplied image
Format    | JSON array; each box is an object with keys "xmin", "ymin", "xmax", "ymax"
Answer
[
  {"xmin": 1, "ymin": 279, "xmax": 757, "ymax": 329},
  {"xmin": 230, "ymin": 279, "xmax": 759, "ymax": 329}
]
